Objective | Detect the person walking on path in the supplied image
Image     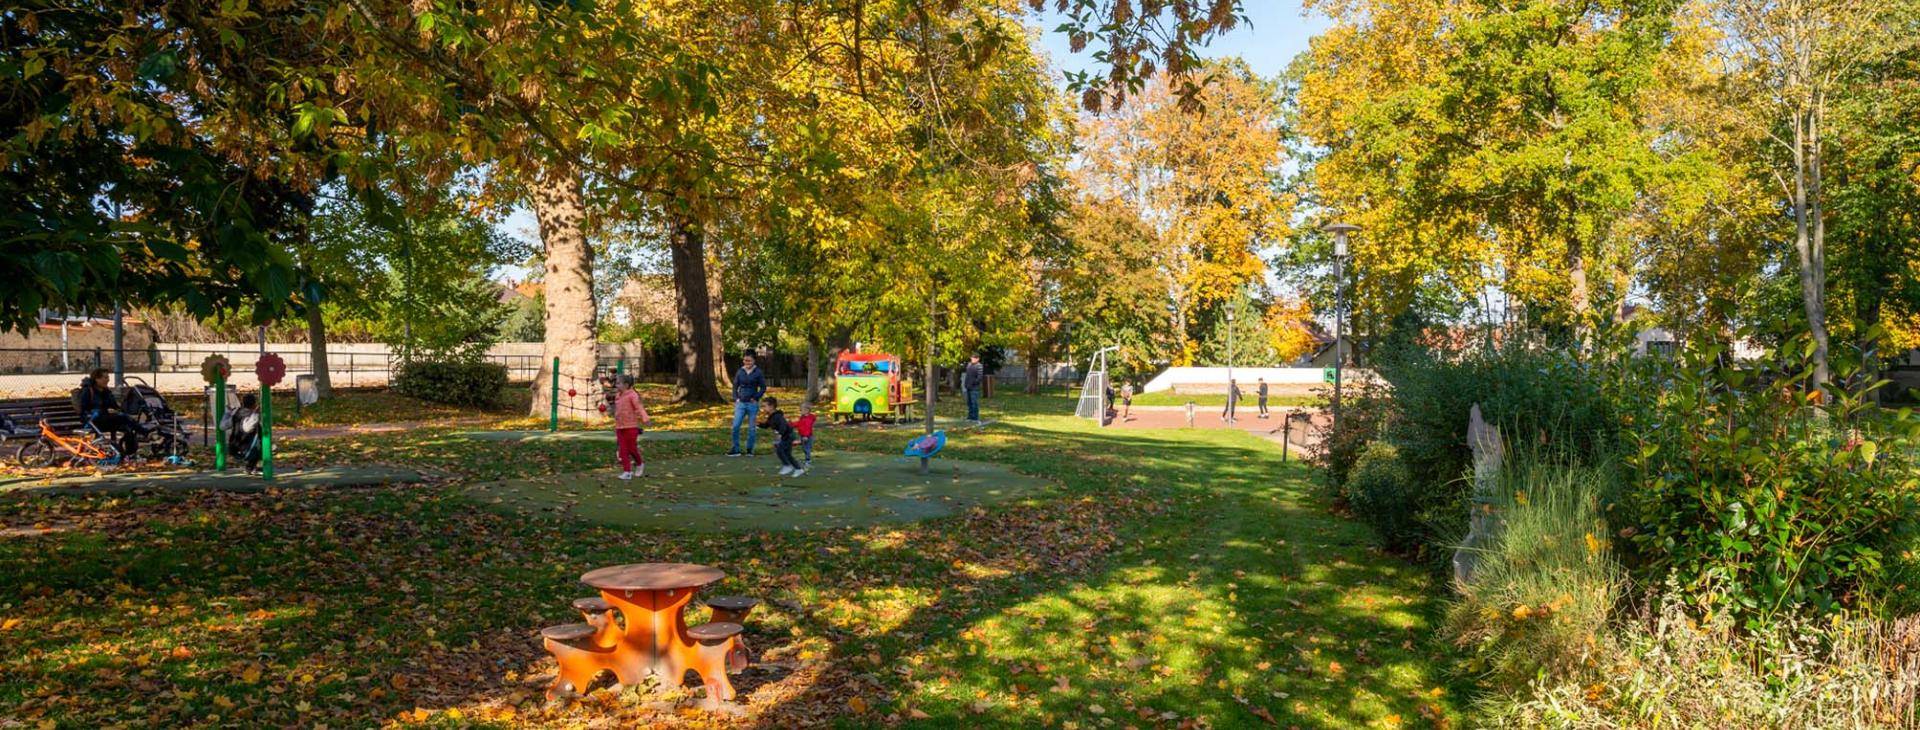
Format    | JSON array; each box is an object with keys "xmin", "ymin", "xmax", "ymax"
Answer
[
  {"xmin": 1220, "ymin": 379, "xmax": 1242, "ymax": 424},
  {"xmin": 758, "ymin": 396, "xmax": 805, "ymax": 476},
  {"xmin": 1257, "ymin": 378, "xmax": 1270, "ymax": 419},
  {"xmin": 728, "ymin": 352, "xmax": 768, "ymax": 456},
  {"xmin": 613, "ymin": 375, "xmax": 652, "ymax": 479},
  {"xmin": 963, "ymin": 353, "xmax": 985, "ymax": 422}
]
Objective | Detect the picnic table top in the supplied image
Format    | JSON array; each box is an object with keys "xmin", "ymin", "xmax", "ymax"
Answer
[{"xmin": 580, "ymin": 562, "xmax": 725, "ymax": 592}]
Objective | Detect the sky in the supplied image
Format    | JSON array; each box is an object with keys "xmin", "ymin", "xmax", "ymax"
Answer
[{"xmin": 1029, "ymin": 1, "xmax": 1330, "ymax": 87}]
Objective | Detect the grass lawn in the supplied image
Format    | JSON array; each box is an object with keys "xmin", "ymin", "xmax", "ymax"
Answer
[{"xmin": 0, "ymin": 390, "xmax": 1461, "ymax": 728}]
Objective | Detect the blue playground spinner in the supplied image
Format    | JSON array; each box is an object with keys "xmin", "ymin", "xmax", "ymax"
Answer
[{"xmin": 903, "ymin": 430, "xmax": 947, "ymax": 458}]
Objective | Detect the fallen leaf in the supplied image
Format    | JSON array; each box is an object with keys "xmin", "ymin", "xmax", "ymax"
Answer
[{"xmin": 848, "ymin": 696, "xmax": 868, "ymax": 713}]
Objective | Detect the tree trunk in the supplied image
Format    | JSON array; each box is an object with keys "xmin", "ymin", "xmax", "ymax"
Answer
[
  {"xmin": 1567, "ymin": 237, "xmax": 1589, "ymax": 344},
  {"xmin": 1792, "ymin": 104, "xmax": 1831, "ymax": 386},
  {"xmin": 531, "ymin": 163, "xmax": 602, "ymax": 419},
  {"xmin": 805, "ymin": 339, "xmax": 822, "ymax": 404},
  {"xmin": 305, "ymin": 300, "xmax": 332, "ymax": 399},
  {"xmin": 1024, "ymin": 347, "xmax": 1040, "ymax": 395},
  {"xmin": 668, "ymin": 211, "xmax": 724, "ymax": 402},
  {"xmin": 707, "ymin": 258, "xmax": 732, "ymax": 391}
]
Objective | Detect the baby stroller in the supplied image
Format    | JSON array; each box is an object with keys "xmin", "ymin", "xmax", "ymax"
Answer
[
  {"xmin": 222, "ymin": 395, "xmax": 263, "ymax": 473},
  {"xmin": 120, "ymin": 377, "xmax": 194, "ymax": 464}
]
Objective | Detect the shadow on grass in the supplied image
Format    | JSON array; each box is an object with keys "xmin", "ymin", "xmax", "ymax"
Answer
[{"xmin": 0, "ymin": 394, "xmax": 1461, "ymax": 728}]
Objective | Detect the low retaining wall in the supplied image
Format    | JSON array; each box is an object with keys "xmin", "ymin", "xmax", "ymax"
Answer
[{"xmin": 1141, "ymin": 366, "xmax": 1376, "ymax": 394}]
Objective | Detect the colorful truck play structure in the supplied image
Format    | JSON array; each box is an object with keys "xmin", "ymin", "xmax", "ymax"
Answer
[{"xmin": 833, "ymin": 351, "xmax": 914, "ymax": 422}]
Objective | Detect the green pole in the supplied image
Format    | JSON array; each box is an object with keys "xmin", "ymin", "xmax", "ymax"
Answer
[
  {"xmin": 549, "ymin": 356, "xmax": 560, "ymax": 432},
  {"xmin": 213, "ymin": 376, "xmax": 227, "ymax": 471},
  {"xmin": 616, "ymin": 359, "xmax": 624, "ymax": 378},
  {"xmin": 260, "ymin": 386, "xmax": 274, "ymax": 481}
]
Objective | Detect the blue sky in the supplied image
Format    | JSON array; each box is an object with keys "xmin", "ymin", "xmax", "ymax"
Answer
[{"xmin": 1028, "ymin": 2, "xmax": 1330, "ymax": 86}]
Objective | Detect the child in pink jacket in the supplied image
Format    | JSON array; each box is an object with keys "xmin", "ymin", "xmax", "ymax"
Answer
[{"xmin": 613, "ymin": 376, "xmax": 652, "ymax": 479}]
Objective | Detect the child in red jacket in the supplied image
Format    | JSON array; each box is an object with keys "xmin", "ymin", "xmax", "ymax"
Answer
[{"xmin": 793, "ymin": 403, "xmax": 818, "ymax": 468}]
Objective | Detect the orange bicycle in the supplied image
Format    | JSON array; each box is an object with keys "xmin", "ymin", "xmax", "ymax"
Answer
[{"xmin": 15, "ymin": 419, "xmax": 120, "ymax": 469}]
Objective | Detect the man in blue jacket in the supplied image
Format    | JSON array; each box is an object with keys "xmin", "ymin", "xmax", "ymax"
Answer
[{"xmin": 728, "ymin": 352, "xmax": 768, "ymax": 456}]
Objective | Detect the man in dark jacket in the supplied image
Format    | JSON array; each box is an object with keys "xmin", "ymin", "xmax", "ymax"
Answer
[
  {"xmin": 963, "ymin": 353, "xmax": 985, "ymax": 422},
  {"xmin": 728, "ymin": 352, "xmax": 768, "ymax": 456},
  {"xmin": 77, "ymin": 368, "xmax": 147, "ymax": 457}
]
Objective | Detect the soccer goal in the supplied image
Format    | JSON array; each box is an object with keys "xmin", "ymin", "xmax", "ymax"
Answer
[{"xmin": 1074, "ymin": 346, "xmax": 1117, "ymax": 422}]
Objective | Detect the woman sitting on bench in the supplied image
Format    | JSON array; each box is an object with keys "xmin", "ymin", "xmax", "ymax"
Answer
[{"xmin": 78, "ymin": 368, "xmax": 149, "ymax": 458}]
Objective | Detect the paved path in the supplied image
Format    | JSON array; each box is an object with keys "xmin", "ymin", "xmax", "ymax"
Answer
[
  {"xmin": 0, "ymin": 465, "xmax": 423, "ymax": 495},
  {"xmin": 1105, "ymin": 404, "xmax": 1324, "ymax": 452}
]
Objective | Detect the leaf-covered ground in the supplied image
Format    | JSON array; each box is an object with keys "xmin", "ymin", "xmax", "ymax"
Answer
[{"xmin": 0, "ymin": 389, "xmax": 1462, "ymax": 728}]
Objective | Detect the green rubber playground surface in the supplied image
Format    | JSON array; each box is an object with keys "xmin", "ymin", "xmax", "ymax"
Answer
[
  {"xmin": 445, "ymin": 429, "xmax": 698, "ymax": 443},
  {"xmin": 0, "ymin": 465, "xmax": 423, "ymax": 496},
  {"xmin": 462, "ymin": 452, "xmax": 1050, "ymax": 531}
]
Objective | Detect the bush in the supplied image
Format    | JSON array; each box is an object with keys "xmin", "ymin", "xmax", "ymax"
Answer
[
  {"xmin": 392, "ymin": 359, "xmax": 508, "ymax": 408},
  {"xmin": 1311, "ymin": 375, "xmax": 1393, "ymax": 489},
  {"xmin": 1345, "ymin": 442, "xmax": 1425, "ymax": 552},
  {"xmin": 1615, "ymin": 337, "xmax": 1920, "ymax": 624},
  {"xmin": 1484, "ymin": 598, "xmax": 1920, "ymax": 728},
  {"xmin": 1447, "ymin": 458, "xmax": 1624, "ymax": 690}
]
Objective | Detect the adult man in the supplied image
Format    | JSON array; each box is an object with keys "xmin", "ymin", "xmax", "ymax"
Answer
[
  {"xmin": 963, "ymin": 353, "xmax": 985, "ymax": 422},
  {"xmin": 1257, "ymin": 377, "xmax": 1270, "ymax": 419},
  {"xmin": 1220, "ymin": 378, "xmax": 1241, "ymax": 424},
  {"xmin": 727, "ymin": 352, "xmax": 768, "ymax": 456}
]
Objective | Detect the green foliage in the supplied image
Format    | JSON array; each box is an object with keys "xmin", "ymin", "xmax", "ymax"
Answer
[
  {"xmin": 1447, "ymin": 458, "xmax": 1624, "ymax": 690},
  {"xmin": 1614, "ymin": 335, "xmax": 1920, "ymax": 624},
  {"xmin": 1311, "ymin": 376, "xmax": 1392, "ymax": 490},
  {"xmin": 499, "ymin": 293, "xmax": 545, "ymax": 343},
  {"xmin": 391, "ymin": 360, "xmax": 509, "ymax": 409},
  {"xmin": 1381, "ymin": 346, "xmax": 1620, "ymax": 514},
  {"xmin": 1345, "ymin": 442, "xmax": 1424, "ymax": 552}
]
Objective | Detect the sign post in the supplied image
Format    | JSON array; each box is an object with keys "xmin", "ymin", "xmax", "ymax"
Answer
[
  {"xmin": 255, "ymin": 353, "xmax": 287, "ymax": 481},
  {"xmin": 201, "ymin": 355, "xmax": 232, "ymax": 471}
]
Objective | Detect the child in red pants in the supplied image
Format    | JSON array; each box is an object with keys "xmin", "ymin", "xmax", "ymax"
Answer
[{"xmin": 613, "ymin": 376, "xmax": 651, "ymax": 479}]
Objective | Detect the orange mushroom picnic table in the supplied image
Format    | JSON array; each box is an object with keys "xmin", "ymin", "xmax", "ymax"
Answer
[{"xmin": 569, "ymin": 563, "xmax": 735, "ymax": 693}]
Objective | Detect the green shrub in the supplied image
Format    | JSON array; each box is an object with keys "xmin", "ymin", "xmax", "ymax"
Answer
[
  {"xmin": 1311, "ymin": 375, "xmax": 1392, "ymax": 489},
  {"xmin": 1447, "ymin": 458, "xmax": 1624, "ymax": 690},
  {"xmin": 1346, "ymin": 442, "xmax": 1426, "ymax": 552},
  {"xmin": 392, "ymin": 359, "xmax": 508, "ymax": 408},
  {"xmin": 1615, "ymin": 337, "xmax": 1920, "ymax": 625},
  {"xmin": 1483, "ymin": 598, "xmax": 1920, "ymax": 728},
  {"xmin": 1351, "ymin": 346, "xmax": 1621, "ymax": 557}
]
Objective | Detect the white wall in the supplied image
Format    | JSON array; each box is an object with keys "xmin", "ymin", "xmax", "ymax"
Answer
[{"xmin": 1140, "ymin": 366, "xmax": 1375, "ymax": 393}]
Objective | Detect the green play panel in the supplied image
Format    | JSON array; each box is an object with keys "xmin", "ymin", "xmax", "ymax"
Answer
[
  {"xmin": 463, "ymin": 452, "xmax": 1050, "ymax": 532},
  {"xmin": 448, "ymin": 429, "xmax": 697, "ymax": 443},
  {"xmin": 0, "ymin": 465, "xmax": 424, "ymax": 496}
]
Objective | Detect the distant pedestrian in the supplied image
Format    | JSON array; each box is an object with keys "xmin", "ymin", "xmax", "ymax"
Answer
[
  {"xmin": 963, "ymin": 353, "xmax": 985, "ymax": 422},
  {"xmin": 613, "ymin": 375, "xmax": 651, "ymax": 479},
  {"xmin": 1121, "ymin": 382, "xmax": 1134, "ymax": 421},
  {"xmin": 1257, "ymin": 378, "xmax": 1270, "ymax": 419},
  {"xmin": 1221, "ymin": 379, "xmax": 1241, "ymax": 423},
  {"xmin": 727, "ymin": 352, "xmax": 767, "ymax": 456}
]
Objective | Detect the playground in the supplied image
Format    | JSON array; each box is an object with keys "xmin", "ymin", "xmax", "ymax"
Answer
[{"xmin": 0, "ymin": 384, "xmax": 1459, "ymax": 728}]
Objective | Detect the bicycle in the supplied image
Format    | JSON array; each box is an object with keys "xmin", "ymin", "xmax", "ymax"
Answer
[{"xmin": 15, "ymin": 419, "xmax": 121, "ymax": 470}]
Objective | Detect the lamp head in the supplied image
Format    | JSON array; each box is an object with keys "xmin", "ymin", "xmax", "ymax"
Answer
[{"xmin": 1324, "ymin": 222, "xmax": 1360, "ymax": 257}]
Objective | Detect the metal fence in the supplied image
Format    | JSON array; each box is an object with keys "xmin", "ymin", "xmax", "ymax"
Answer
[{"xmin": 0, "ymin": 345, "xmax": 546, "ymax": 387}]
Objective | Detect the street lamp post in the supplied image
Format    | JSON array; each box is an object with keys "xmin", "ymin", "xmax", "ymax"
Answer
[{"xmin": 1324, "ymin": 222, "xmax": 1360, "ymax": 431}]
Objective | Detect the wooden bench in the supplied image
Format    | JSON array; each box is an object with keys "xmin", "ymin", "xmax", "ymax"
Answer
[{"xmin": 0, "ymin": 396, "xmax": 83, "ymax": 460}]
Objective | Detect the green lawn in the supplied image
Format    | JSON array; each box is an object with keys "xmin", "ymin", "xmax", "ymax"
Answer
[{"xmin": 0, "ymin": 390, "xmax": 1459, "ymax": 728}]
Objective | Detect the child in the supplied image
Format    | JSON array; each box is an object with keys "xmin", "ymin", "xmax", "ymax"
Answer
[
  {"xmin": 613, "ymin": 376, "xmax": 651, "ymax": 479},
  {"xmin": 793, "ymin": 403, "xmax": 818, "ymax": 467},
  {"xmin": 757, "ymin": 396, "xmax": 804, "ymax": 477},
  {"xmin": 222, "ymin": 393, "xmax": 263, "ymax": 474}
]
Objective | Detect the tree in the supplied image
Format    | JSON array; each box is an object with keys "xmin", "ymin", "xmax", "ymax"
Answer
[
  {"xmin": 1075, "ymin": 60, "xmax": 1290, "ymax": 363},
  {"xmin": 1718, "ymin": 0, "xmax": 1915, "ymax": 383}
]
